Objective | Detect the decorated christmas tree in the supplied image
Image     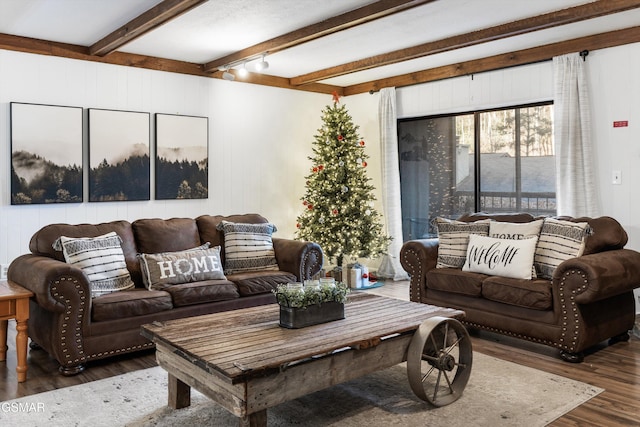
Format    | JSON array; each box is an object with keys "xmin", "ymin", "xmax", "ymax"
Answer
[{"xmin": 296, "ymin": 93, "xmax": 391, "ymax": 267}]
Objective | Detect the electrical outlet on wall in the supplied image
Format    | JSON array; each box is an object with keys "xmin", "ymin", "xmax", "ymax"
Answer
[{"xmin": 0, "ymin": 264, "xmax": 8, "ymax": 280}]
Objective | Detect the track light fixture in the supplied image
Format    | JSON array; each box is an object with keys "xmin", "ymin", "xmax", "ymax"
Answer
[
  {"xmin": 255, "ymin": 54, "xmax": 269, "ymax": 72},
  {"xmin": 218, "ymin": 53, "xmax": 269, "ymax": 81},
  {"xmin": 237, "ymin": 62, "xmax": 248, "ymax": 78}
]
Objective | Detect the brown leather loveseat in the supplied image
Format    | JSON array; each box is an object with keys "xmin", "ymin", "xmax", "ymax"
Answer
[
  {"xmin": 400, "ymin": 212, "xmax": 640, "ymax": 362},
  {"xmin": 8, "ymin": 213, "xmax": 322, "ymax": 375}
]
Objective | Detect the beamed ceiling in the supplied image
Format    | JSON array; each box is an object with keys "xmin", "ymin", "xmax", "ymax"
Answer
[{"xmin": 1, "ymin": 0, "xmax": 640, "ymax": 95}]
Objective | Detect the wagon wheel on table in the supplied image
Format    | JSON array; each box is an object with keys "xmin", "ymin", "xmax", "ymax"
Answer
[{"xmin": 407, "ymin": 317, "xmax": 472, "ymax": 407}]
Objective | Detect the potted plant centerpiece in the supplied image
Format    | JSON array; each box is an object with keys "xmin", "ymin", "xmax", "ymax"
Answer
[{"xmin": 274, "ymin": 279, "xmax": 350, "ymax": 328}]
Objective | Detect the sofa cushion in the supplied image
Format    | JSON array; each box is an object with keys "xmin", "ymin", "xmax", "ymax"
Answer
[
  {"xmin": 228, "ymin": 271, "xmax": 297, "ymax": 296},
  {"xmin": 534, "ymin": 218, "xmax": 590, "ymax": 279},
  {"xmin": 426, "ymin": 268, "xmax": 485, "ymax": 297},
  {"xmin": 216, "ymin": 221, "xmax": 279, "ymax": 274},
  {"xmin": 458, "ymin": 212, "xmax": 537, "ymax": 223},
  {"xmin": 53, "ymin": 232, "xmax": 135, "ymax": 298},
  {"xmin": 158, "ymin": 280, "xmax": 240, "ymax": 307},
  {"xmin": 560, "ymin": 216, "xmax": 628, "ymax": 255},
  {"xmin": 132, "ymin": 218, "xmax": 201, "ymax": 254},
  {"xmin": 196, "ymin": 214, "xmax": 269, "ymax": 255},
  {"xmin": 482, "ymin": 276, "xmax": 552, "ymax": 310},
  {"xmin": 139, "ymin": 245, "xmax": 226, "ymax": 289},
  {"xmin": 29, "ymin": 220, "xmax": 142, "ymax": 286},
  {"xmin": 91, "ymin": 288, "xmax": 173, "ymax": 322},
  {"xmin": 435, "ymin": 218, "xmax": 490, "ymax": 268},
  {"xmin": 463, "ymin": 234, "xmax": 538, "ymax": 280}
]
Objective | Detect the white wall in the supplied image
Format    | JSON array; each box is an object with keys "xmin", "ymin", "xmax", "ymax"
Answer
[
  {"xmin": 0, "ymin": 50, "xmax": 328, "ymax": 266},
  {"xmin": 388, "ymin": 42, "xmax": 640, "ymax": 312}
]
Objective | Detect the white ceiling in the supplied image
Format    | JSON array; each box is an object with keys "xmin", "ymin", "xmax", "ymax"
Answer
[{"xmin": 1, "ymin": 0, "xmax": 639, "ymax": 88}]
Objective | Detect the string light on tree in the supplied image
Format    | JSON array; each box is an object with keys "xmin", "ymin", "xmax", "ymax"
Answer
[{"xmin": 296, "ymin": 92, "xmax": 391, "ymax": 267}]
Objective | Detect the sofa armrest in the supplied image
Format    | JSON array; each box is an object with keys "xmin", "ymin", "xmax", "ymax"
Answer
[
  {"xmin": 272, "ymin": 238, "xmax": 323, "ymax": 281},
  {"xmin": 554, "ymin": 249, "xmax": 640, "ymax": 304},
  {"xmin": 400, "ymin": 238, "xmax": 439, "ymax": 302},
  {"xmin": 7, "ymin": 254, "xmax": 92, "ymax": 313}
]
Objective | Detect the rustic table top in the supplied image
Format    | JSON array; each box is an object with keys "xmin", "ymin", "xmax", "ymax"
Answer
[{"xmin": 141, "ymin": 292, "xmax": 464, "ymax": 383}]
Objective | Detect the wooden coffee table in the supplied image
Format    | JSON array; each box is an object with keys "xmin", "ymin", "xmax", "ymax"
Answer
[{"xmin": 142, "ymin": 293, "xmax": 469, "ymax": 426}]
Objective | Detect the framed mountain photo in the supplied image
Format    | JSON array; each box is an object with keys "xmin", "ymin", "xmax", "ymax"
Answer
[
  {"xmin": 88, "ymin": 108, "xmax": 150, "ymax": 202},
  {"xmin": 10, "ymin": 102, "xmax": 83, "ymax": 205},
  {"xmin": 155, "ymin": 113, "xmax": 208, "ymax": 200}
]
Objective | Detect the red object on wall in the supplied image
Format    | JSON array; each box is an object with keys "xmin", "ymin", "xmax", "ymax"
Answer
[{"xmin": 613, "ymin": 121, "xmax": 628, "ymax": 127}]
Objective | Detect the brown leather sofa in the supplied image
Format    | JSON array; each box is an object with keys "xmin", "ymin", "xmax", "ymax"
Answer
[
  {"xmin": 8, "ymin": 214, "xmax": 322, "ymax": 375},
  {"xmin": 400, "ymin": 212, "xmax": 640, "ymax": 362}
]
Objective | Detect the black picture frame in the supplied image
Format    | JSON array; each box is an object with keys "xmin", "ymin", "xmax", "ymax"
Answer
[
  {"xmin": 88, "ymin": 108, "xmax": 150, "ymax": 202},
  {"xmin": 10, "ymin": 102, "xmax": 83, "ymax": 205},
  {"xmin": 155, "ymin": 113, "xmax": 208, "ymax": 200}
]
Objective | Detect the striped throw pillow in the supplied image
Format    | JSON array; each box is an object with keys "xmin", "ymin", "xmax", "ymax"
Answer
[
  {"xmin": 53, "ymin": 232, "xmax": 135, "ymax": 298},
  {"xmin": 435, "ymin": 218, "xmax": 490, "ymax": 269},
  {"xmin": 534, "ymin": 218, "xmax": 590, "ymax": 279},
  {"xmin": 216, "ymin": 221, "xmax": 279, "ymax": 274}
]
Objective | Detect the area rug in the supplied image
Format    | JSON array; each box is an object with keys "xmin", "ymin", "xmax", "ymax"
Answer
[{"xmin": 0, "ymin": 352, "xmax": 602, "ymax": 427}]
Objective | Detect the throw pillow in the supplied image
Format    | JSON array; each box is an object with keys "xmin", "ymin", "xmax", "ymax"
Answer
[
  {"xmin": 489, "ymin": 219, "xmax": 543, "ymax": 240},
  {"xmin": 216, "ymin": 221, "xmax": 279, "ymax": 274},
  {"xmin": 534, "ymin": 218, "xmax": 590, "ymax": 279},
  {"xmin": 53, "ymin": 232, "xmax": 135, "ymax": 298},
  {"xmin": 489, "ymin": 219, "xmax": 543, "ymax": 278},
  {"xmin": 463, "ymin": 234, "xmax": 538, "ymax": 280},
  {"xmin": 435, "ymin": 218, "xmax": 490, "ymax": 269},
  {"xmin": 138, "ymin": 244, "xmax": 226, "ymax": 290}
]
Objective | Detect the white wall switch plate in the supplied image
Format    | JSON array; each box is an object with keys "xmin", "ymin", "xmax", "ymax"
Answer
[
  {"xmin": 0, "ymin": 264, "xmax": 8, "ymax": 280},
  {"xmin": 612, "ymin": 170, "xmax": 622, "ymax": 185}
]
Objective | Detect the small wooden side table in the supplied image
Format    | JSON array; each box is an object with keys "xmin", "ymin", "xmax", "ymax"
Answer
[{"xmin": 0, "ymin": 280, "xmax": 33, "ymax": 382}]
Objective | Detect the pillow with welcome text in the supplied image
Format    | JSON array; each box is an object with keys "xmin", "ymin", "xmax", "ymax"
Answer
[{"xmin": 463, "ymin": 234, "xmax": 538, "ymax": 280}]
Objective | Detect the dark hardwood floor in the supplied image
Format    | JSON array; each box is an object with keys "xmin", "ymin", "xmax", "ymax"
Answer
[{"xmin": 1, "ymin": 280, "xmax": 639, "ymax": 426}]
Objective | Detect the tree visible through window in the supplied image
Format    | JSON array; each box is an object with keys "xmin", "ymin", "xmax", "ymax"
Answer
[{"xmin": 398, "ymin": 102, "xmax": 555, "ymax": 241}]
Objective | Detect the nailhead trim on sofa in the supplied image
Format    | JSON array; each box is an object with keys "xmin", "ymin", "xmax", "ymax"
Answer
[{"xmin": 51, "ymin": 277, "xmax": 87, "ymax": 366}]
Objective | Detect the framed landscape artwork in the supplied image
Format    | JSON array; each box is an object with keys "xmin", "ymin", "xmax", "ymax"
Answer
[
  {"xmin": 155, "ymin": 113, "xmax": 208, "ymax": 200},
  {"xmin": 89, "ymin": 109, "xmax": 150, "ymax": 202},
  {"xmin": 10, "ymin": 102, "xmax": 83, "ymax": 205}
]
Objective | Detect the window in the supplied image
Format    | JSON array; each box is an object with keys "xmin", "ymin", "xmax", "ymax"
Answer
[{"xmin": 398, "ymin": 102, "xmax": 555, "ymax": 241}]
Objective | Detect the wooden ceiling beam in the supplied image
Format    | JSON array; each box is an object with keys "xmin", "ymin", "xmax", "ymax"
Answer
[
  {"xmin": 89, "ymin": 0, "xmax": 208, "ymax": 56},
  {"xmin": 344, "ymin": 25, "xmax": 640, "ymax": 95},
  {"xmin": 0, "ymin": 33, "xmax": 340, "ymax": 95},
  {"xmin": 293, "ymin": 0, "xmax": 640, "ymax": 86},
  {"xmin": 202, "ymin": 0, "xmax": 435, "ymax": 73}
]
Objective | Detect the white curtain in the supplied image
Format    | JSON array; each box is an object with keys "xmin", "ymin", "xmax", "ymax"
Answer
[
  {"xmin": 377, "ymin": 87, "xmax": 409, "ymax": 280},
  {"xmin": 553, "ymin": 53, "xmax": 601, "ymax": 217}
]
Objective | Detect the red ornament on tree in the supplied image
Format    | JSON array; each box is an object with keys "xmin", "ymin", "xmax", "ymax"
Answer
[
  {"xmin": 296, "ymin": 223, "xmax": 301, "ymax": 229},
  {"xmin": 318, "ymin": 164, "xmax": 324, "ymax": 171},
  {"xmin": 338, "ymin": 135, "xmax": 343, "ymax": 141},
  {"xmin": 332, "ymin": 208, "xmax": 339, "ymax": 215},
  {"xmin": 308, "ymin": 204, "xmax": 314, "ymax": 210},
  {"xmin": 312, "ymin": 166, "xmax": 318, "ymax": 173},
  {"xmin": 303, "ymin": 200, "xmax": 308, "ymax": 206},
  {"xmin": 359, "ymin": 140, "xmax": 365, "ymax": 146},
  {"xmin": 362, "ymin": 161, "xmax": 368, "ymax": 167}
]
